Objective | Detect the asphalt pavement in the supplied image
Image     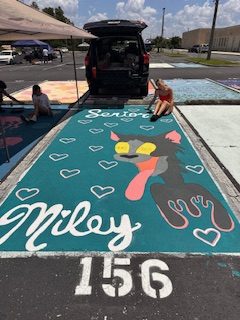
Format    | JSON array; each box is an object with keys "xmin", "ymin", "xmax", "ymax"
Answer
[
  {"xmin": 0, "ymin": 50, "xmax": 240, "ymax": 320},
  {"xmin": 0, "ymin": 50, "xmax": 239, "ymax": 93}
]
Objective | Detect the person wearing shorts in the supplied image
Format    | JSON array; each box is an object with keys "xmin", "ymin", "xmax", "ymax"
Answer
[
  {"xmin": 21, "ymin": 85, "xmax": 52, "ymax": 123},
  {"xmin": 147, "ymin": 79, "xmax": 174, "ymax": 122}
]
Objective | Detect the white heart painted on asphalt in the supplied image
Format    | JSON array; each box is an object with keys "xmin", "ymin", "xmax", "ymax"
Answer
[
  {"xmin": 90, "ymin": 185, "xmax": 115, "ymax": 199},
  {"xmin": 49, "ymin": 153, "xmax": 69, "ymax": 161},
  {"xmin": 121, "ymin": 118, "xmax": 133, "ymax": 122},
  {"xmin": 193, "ymin": 228, "xmax": 221, "ymax": 247},
  {"xmin": 89, "ymin": 128, "xmax": 104, "ymax": 134},
  {"xmin": 128, "ymin": 108, "xmax": 140, "ymax": 112},
  {"xmin": 98, "ymin": 160, "xmax": 118, "ymax": 170},
  {"xmin": 78, "ymin": 120, "xmax": 93, "ymax": 124},
  {"xmin": 60, "ymin": 169, "xmax": 80, "ymax": 179},
  {"xmin": 104, "ymin": 122, "xmax": 119, "ymax": 128},
  {"xmin": 16, "ymin": 188, "xmax": 39, "ymax": 201},
  {"xmin": 59, "ymin": 138, "xmax": 76, "ymax": 144},
  {"xmin": 140, "ymin": 125, "xmax": 154, "ymax": 131},
  {"xmin": 89, "ymin": 145, "xmax": 104, "ymax": 152},
  {"xmin": 160, "ymin": 119, "xmax": 173, "ymax": 123},
  {"xmin": 186, "ymin": 165, "xmax": 204, "ymax": 175}
]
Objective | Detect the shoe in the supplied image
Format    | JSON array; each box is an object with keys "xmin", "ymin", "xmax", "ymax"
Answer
[{"xmin": 150, "ymin": 115, "xmax": 159, "ymax": 122}]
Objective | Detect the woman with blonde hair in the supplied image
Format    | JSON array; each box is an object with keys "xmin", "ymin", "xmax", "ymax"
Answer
[{"xmin": 147, "ymin": 79, "xmax": 174, "ymax": 122}]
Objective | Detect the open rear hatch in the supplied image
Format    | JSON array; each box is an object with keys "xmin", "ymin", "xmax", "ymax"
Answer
[{"xmin": 84, "ymin": 20, "xmax": 147, "ymax": 36}]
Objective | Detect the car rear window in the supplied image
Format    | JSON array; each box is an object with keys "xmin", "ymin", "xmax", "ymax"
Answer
[{"xmin": 96, "ymin": 36, "xmax": 140, "ymax": 70}]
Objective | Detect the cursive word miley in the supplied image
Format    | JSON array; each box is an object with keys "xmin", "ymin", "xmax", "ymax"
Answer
[
  {"xmin": 85, "ymin": 109, "xmax": 149, "ymax": 119},
  {"xmin": 0, "ymin": 201, "xmax": 141, "ymax": 252}
]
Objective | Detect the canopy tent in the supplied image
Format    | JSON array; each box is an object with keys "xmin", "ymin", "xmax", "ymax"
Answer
[
  {"xmin": 12, "ymin": 40, "xmax": 52, "ymax": 51},
  {"xmin": 0, "ymin": 0, "xmax": 96, "ymax": 41},
  {"xmin": 0, "ymin": 0, "xmax": 96, "ymax": 164}
]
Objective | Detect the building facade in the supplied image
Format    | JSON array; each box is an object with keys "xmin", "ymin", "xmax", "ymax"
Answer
[{"xmin": 182, "ymin": 25, "xmax": 240, "ymax": 52}]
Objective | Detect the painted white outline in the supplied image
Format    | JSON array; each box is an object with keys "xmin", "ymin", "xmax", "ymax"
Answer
[
  {"xmin": 128, "ymin": 108, "xmax": 140, "ymax": 112},
  {"xmin": 98, "ymin": 160, "xmax": 118, "ymax": 170},
  {"xmin": 89, "ymin": 146, "xmax": 104, "ymax": 152},
  {"xmin": 16, "ymin": 188, "xmax": 40, "ymax": 201},
  {"xmin": 89, "ymin": 128, "xmax": 104, "ymax": 134},
  {"xmin": 49, "ymin": 153, "xmax": 69, "ymax": 161},
  {"xmin": 104, "ymin": 122, "xmax": 119, "ymax": 128},
  {"xmin": 60, "ymin": 169, "xmax": 80, "ymax": 179},
  {"xmin": 59, "ymin": 138, "xmax": 76, "ymax": 144},
  {"xmin": 193, "ymin": 228, "xmax": 221, "ymax": 247},
  {"xmin": 90, "ymin": 185, "xmax": 115, "ymax": 199},
  {"xmin": 121, "ymin": 118, "xmax": 133, "ymax": 122},
  {"xmin": 160, "ymin": 119, "xmax": 173, "ymax": 123},
  {"xmin": 78, "ymin": 120, "xmax": 93, "ymax": 124},
  {"xmin": 140, "ymin": 125, "xmax": 155, "ymax": 131},
  {"xmin": 186, "ymin": 165, "xmax": 204, "ymax": 175}
]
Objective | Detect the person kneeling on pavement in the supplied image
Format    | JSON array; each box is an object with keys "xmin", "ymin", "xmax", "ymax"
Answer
[{"xmin": 22, "ymin": 85, "xmax": 53, "ymax": 123}]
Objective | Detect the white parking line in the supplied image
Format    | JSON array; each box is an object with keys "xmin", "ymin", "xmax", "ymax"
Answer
[
  {"xmin": 76, "ymin": 63, "xmax": 175, "ymax": 70},
  {"xmin": 43, "ymin": 63, "xmax": 66, "ymax": 71}
]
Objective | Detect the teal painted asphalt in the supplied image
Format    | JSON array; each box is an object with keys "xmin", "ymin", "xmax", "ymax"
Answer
[{"xmin": 0, "ymin": 106, "xmax": 239, "ymax": 253}]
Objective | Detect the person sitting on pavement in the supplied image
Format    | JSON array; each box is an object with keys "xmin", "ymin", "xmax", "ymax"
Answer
[
  {"xmin": 21, "ymin": 85, "xmax": 52, "ymax": 123},
  {"xmin": 0, "ymin": 80, "xmax": 23, "ymax": 112},
  {"xmin": 146, "ymin": 79, "xmax": 174, "ymax": 122}
]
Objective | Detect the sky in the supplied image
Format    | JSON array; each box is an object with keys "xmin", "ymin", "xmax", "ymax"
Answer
[{"xmin": 24, "ymin": 0, "xmax": 240, "ymax": 39}]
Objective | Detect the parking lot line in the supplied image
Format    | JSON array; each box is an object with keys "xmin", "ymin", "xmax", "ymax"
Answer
[{"xmin": 42, "ymin": 63, "xmax": 66, "ymax": 71}]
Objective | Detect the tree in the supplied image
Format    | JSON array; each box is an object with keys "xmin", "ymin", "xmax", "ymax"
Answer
[
  {"xmin": 170, "ymin": 36, "xmax": 181, "ymax": 49},
  {"xmin": 42, "ymin": 7, "xmax": 55, "ymax": 17},
  {"xmin": 30, "ymin": 1, "xmax": 39, "ymax": 10}
]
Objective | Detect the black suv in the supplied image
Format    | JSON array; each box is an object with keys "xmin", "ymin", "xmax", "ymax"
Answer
[{"xmin": 83, "ymin": 20, "xmax": 149, "ymax": 96}]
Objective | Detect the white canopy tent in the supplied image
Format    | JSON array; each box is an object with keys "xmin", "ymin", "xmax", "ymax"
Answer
[
  {"xmin": 0, "ymin": 0, "xmax": 96, "ymax": 41},
  {"xmin": 0, "ymin": 0, "xmax": 96, "ymax": 163},
  {"xmin": 0, "ymin": 0, "xmax": 96, "ymax": 102}
]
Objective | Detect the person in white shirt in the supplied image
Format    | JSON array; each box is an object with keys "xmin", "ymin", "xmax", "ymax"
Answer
[
  {"xmin": 21, "ymin": 85, "xmax": 52, "ymax": 123},
  {"xmin": 42, "ymin": 48, "xmax": 49, "ymax": 63}
]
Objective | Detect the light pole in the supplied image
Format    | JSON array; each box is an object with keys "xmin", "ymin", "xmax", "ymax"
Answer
[
  {"xmin": 207, "ymin": 0, "xmax": 219, "ymax": 60},
  {"xmin": 160, "ymin": 7, "xmax": 166, "ymax": 51}
]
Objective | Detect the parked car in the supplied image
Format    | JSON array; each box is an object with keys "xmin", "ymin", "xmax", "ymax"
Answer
[
  {"xmin": 188, "ymin": 44, "xmax": 209, "ymax": 53},
  {"xmin": 83, "ymin": 20, "xmax": 150, "ymax": 96},
  {"xmin": 144, "ymin": 39, "xmax": 153, "ymax": 52},
  {"xmin": 0, "ymin": 50, "xmax": 18, "ymax": 64},
  {"xmin": 60, "ymin": 47, "xmax": 69, "ymax": 53}
]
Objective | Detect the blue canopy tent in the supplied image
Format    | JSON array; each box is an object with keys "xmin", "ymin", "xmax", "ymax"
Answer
[{"xmin": 12, "ymin": 39, "xmax": 52, "ymax": 51}]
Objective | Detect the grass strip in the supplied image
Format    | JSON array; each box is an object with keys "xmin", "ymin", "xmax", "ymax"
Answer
[{"xmin": 188, "ymin": 57, "xmax": 240, "ymax": 66}]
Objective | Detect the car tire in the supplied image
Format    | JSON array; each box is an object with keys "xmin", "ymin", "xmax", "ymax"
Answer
[{"xmin": 9, "ymin": 59, "xmax": 13, "ymax": 65}]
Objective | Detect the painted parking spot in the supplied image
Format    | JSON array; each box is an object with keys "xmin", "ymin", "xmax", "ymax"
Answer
[
  {"xmin": 217, "ymin": 79, "xmax": 240, "ymax": 91},
  {"xmin": 0, "ymin": 106, "xmax": 239, "ymax": 254},
  {"xmin": 0, "ymin": 106, "xmax": 67, "ymax": 180},
  {"xmin": 4, "ymin": 81, "xmax": 89, "ymax": 104},
  {"xmin": 171, "ymin": 62, "xmax": 208, "ymax": 68},
  {"xmin": 165, "ymin": 79, "xmax": 240, "ymax": 103}
]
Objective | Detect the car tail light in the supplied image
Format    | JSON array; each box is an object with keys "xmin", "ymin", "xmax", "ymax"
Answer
[
  {"xmin": 92, "ymin": 67, "xmax": 97, "ymax": 78},
  {"xmin": 85, "ymin": 55, "xmax": 90, "ymax": 66},
  {"xmin": 143, "ymin": 53, "xmax": 149, "ymax": 64}
]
